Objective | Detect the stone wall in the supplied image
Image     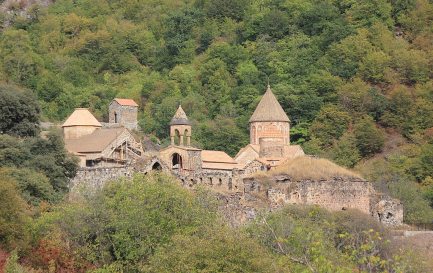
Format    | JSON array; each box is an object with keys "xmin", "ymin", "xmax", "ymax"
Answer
[
  {"xmin": 243, "ymin": 175, "xmax": 403, "ymax": 226},
  {"xmin": 109, "ymin": 102, "xmax": 138, "ymax": 130},
  {"xmin": 70, "ymin": 166, "xmax": 134, "ymax": 193}
]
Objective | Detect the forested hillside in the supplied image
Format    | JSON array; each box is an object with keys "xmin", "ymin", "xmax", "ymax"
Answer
[
  {"xmin": 0, "ymin": 0, "xmax": 432, "ymax": 271},
  {"xmin": 1, "ymin": 0, "xmax": 431, "ymax": 223}
]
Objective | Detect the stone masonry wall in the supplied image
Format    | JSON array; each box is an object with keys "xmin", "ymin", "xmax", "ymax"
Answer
[
  {"xmin": 70, "ymin": 166, "xmax": 134, "ymax": 193},
  {"xmin": 109, "ymin": 102, "xmax": 138, "ymax": 130},
  {"xmin": 243, "ymin": 175, "xmax": 403, "ymax": 226}
]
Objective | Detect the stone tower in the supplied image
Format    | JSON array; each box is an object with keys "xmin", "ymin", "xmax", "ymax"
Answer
[
  {"xmin": 249, "ymin": 85, "xmax": 290, "ymax": 145},
  {"xmin": 170, "ymin": 105, "xmax": 192, "ymax": 146},
  {"xmin": 109, "ymin": 98, "xmax": 138, "ymax": 130}
]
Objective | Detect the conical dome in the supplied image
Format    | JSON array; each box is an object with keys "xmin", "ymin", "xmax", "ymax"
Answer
[
  {"xmin": 62, "ymin": 108, "xmax": 102, "ymax": 127},
  {"xmin": 170, "ymin": 105, "xmax": 191, "ymax": 125},
  {"xmin": 249, "ymin": 85, "xmax": 290, "ymax": 123}
]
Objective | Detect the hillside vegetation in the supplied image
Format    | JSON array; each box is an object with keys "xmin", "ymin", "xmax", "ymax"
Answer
[
  {"xmin": 0, "ymin": 0, "xmax": 432, "ymax": 271},
  {"xmin": 1, "ymin": 0, "xmax": 431, "ymax": 224}
]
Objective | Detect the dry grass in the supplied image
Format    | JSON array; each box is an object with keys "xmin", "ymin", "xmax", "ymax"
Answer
[{"xmin": 254, "ymin": 156, "xmax": 362, "ymax": 181}]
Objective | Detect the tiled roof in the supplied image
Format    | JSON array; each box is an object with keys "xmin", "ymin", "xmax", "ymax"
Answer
[
  {"xmin": 113, "ymin": 98, "xmax": 138, "ymax": 107},
  {"xmin": 202, "ymin": 162, "xmax": 239, "ymax": 170},
  {"xmin": 201, "ymin": 150, "xmax": 236, "ymax": 163},
  {"xmin": 65, "ymin": 127, "xmax": 126, "ymax": 153},
  {"xmin": 249, "ymin": 85, "xmax": 290, "ymax": 123},
  {"xmin": 62, "ymin": 108, "xmax": 102, "ymax": 127}
]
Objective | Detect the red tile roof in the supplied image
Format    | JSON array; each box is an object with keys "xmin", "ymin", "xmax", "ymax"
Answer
[{"xmin": 113, "ymin": 98, "xmax": 138, "ymax": 107}]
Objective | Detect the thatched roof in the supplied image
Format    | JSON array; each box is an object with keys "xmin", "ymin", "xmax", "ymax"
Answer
[
  {"xmin": 62, "ymin": 108, "xmax": 102, "ymax": 127},
  {"xmin": 170, "ymin": 105, "xmax": 191, "ymax": 125},
  {"xmin": 249, "ymin": 85, "xmax": 290, "ymax": 123}
]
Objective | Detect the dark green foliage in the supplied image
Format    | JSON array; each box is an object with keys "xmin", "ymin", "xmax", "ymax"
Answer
[
  {"xmin": 0, "ymin": 132, "xmax": 78, "ymax": 195},
  {"xmin": 0, "ymin": 83, "xmax": 40, "ymax": 137},
  {"xmin": 195, "ymin": 116, "xmax": 248, "ymax": 157},
  {"xmin": 353, "ymin": 115, "xmax": 385, "ymax": 157},
  {"xmin": 330, "ymin": 132, "xmax": 361, "ymax": 168},
  {"xmin": 0, "ymin": 168, "xmax": 56, "ymax": 206},
  {"xmin": 310, "ymin": 105, "xmax": 351, "ymax": 147}
]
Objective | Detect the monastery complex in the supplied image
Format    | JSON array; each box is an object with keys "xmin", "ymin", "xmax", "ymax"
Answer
[{"xmin": 62, "ymin": 85, "xmax": 403, "ymax": 226}]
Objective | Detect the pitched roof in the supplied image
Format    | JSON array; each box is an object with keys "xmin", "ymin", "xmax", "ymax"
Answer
[
  {"xmin": 113, "ymin": 98, "xmax": 138, "ymax": 107},
  {"xmin": 249, "ymin": 85, "xmax": 290, "ymax": 123},
  {"xmin": 170, "ymin": 105, "xmax": 191, "ymax": 125},
  {"xmin": 62, "ymin": 108, "xmax": 102, "ymax": 127},
  {"xmin": 202, "ymin": 162, "xmax": 239, "ymax": 170},
  {"xmin": 201, "ymin": 150, "xmax": 236, "ymax": 163},
  {"xmin": 64, "ymin": 127, "xmax": 126, "ymax": 153}
]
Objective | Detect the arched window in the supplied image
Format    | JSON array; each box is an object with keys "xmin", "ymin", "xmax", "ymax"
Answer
[
  {"xmin": 251, "ymin": 125, "xmax": 256, "ymax": 144},
  {"xmin": 172, "ymin": 153, "xmax": 182, "ymax": 169},
  {"xmin": 114, "ymin": 112, "xmax": 118, "ymax": 123},
  {"xmin": 174, "ymin": 129, "xmax": 181, "ymax": 145}
]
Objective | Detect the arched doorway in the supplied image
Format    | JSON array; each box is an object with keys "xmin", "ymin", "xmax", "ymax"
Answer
[
  {"xmin": 172, "ymin": 153, "xmax": 183, "ymax": 170},
  {"xmin": 152, "ymin": 162, "xmax": 162, "ymax": 171}
]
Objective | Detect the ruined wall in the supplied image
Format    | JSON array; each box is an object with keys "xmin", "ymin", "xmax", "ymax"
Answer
[
  {"xmin": 243, "ymin": 175, "xmax": 403, "ymax": 226},
  {"xmin": 177, "ymin": 168, "xmax": 241, "ymax": 192}
]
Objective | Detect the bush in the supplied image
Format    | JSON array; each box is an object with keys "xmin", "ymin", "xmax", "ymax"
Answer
[{"xmin": 32, "ymin": 173, "xmax": 217, "ymax": 272}]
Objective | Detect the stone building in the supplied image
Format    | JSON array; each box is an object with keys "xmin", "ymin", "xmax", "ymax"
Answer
[
  {"xmin": 159, "ymin": 105, "xmax": 243, "ymax": 190},
  {"xmin": 235, "ymin": 85, "xmax": 304, "ymax": 167},
  {"xmin": 109, "ymin": 98, "xmax": 139, "ymax": 130},
  {"xmin": 66, "ymin": 93, "xmax": 404, "ymax": 227},
  {"xmin": 62, "ymin": 108, "xmax": 102, "ymax": 140},
  {"xmin": 62, "ymin": 101, "xmax": 143, "ymax": 168}
]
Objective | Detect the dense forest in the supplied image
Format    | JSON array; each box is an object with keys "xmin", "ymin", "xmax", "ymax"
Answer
[{"xmin": 0, "ymin": 0, "xmax": 432, "ymax": 272}]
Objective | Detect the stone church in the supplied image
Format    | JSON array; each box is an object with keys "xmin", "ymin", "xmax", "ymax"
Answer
[{"xmin": 64, "ymin": 87, "xmax": 403, "ymax": 226}]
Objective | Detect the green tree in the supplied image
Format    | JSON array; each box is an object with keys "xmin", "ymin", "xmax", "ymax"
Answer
[
  {"xmin": 310, "ymin": 105, "xmax": 351, "ymax": 147},
  {"xmin": 33, "ymin": 173, "xmax": 216, "ymax": 271},
  {"xmin": 0, "ymin": 177, "xmax": 29, "ymax": 250},
  {"xmin": 146, "ymin": 226, "xmax": 283, "ymax": 273},
  {"xmin": 353, "ymin": 115, "xmax": 385, "ymax": 157},
  {"xmin": 330, "ymin": 132, "xmax": 361, "ymax": 168},
  {"xmin": 0, "ymin": 83, "xmax": 40, "ymax": 137}
]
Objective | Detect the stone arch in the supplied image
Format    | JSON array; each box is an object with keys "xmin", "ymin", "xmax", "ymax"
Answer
[
  {"xmin": 174, "ymin": 129, "xmax": 181, "ymax": 146},
  {"xmin": 171, "ymin": 153, "xmax": 183, "ymax": 169},
  {"xmin": 152, "ymin": 162, "xmax": 162, "ymax": 171}
]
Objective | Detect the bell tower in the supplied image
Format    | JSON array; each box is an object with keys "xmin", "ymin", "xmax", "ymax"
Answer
[{"xmin": 170, "ymin": 105, "xmax": 192, "ymax": 146}]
